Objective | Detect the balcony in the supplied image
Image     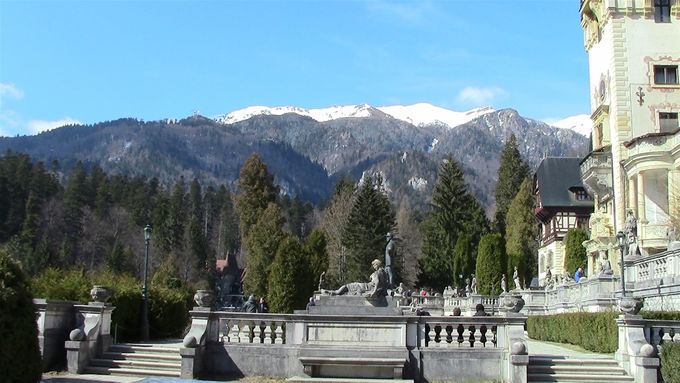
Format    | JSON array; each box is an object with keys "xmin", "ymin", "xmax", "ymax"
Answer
[{"xmin": 580, "ymin": 147, "xmax": 612, "ymax": 199}]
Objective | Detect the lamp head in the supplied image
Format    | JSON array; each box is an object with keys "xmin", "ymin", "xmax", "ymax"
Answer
[
  {"xmin": 617, "ymin": 231, "xmax": 625, "ymax": 247},
  {"xmin": 144, "ymin": 224, "xmax": 152, "ymax": 241}
]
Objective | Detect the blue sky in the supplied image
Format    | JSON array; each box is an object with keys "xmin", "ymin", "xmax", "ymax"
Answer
[{"xmin": 0, "ymin": 0, "xmax": 589, "ymax": 137}]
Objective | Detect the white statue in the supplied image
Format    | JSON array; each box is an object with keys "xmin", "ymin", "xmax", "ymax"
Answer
[
  {"xmin": 501, "ymin": 274, "xmax": 507, "ymax": 293},
  {"xmin": 471, "ymin": 275, "xmax": 477, "ymax": 295},
  {"xmin": 513, "ymin": 266, "xmax": 522, "ymax": 290},
  {"xmin": 625, "ymin": 209, "xmax": 639, "ymax": 258},
  {"xmin": 598, "ymin": 252, "xmax": 613, "ymax": 276}
]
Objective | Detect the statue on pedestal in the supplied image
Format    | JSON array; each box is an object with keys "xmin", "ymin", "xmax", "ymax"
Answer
[
  {"xmin": 385, "ymin": 233, "xmax": 395, "ymax": 288},
  {"xmin": 501, "ymin": 274, "xmax": 507, "ymax": 293},
  {"xmin": 598, "ymin": 251, "xmax": 613, "ymax": 276},
  {"xmin": 625, "ymin": 209, "xmax": 640, "ymax": 258},
  {"xmin": 471, "ymin": 274, "xmax": 477, "ymax": 295},
  {"xmin": 513, "ymin": 266, "xmax": 522, "ymax": 290},
  {"xmin": 328, "ymin": 259, "xmax": 388, "ymax": 298}
]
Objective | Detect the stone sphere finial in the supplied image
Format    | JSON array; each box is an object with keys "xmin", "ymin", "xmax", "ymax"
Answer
[
  {"xmin": 69, "ymin": 328, "xmax": 85, "ymax": 341},
  {"xmin": 511, "ymin": 341, "xmax": 527, "ymax": 355},
  {"xmin": 639, "ymin": 344, "xmax": 656, "ymax": 357},
  {"xmin": 183, "ymin": 334, "xmax": 197, "ymax": 348}
]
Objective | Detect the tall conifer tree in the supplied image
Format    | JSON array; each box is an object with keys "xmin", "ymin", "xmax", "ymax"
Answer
[
  {"xmin": 494, "ymin": 134, "xmax": 530, "ymax": 235},
  {"xmin": 235, "ymin": 154, "xmax": 278, "ymax": 238},
  {"xmin": 505, "ymin": 178, "xmax": 538, "ymax": 285},
  {"xmin": 341, "ymin": 175, "xmax": 395, "ymax": 283},
  {"xmin": 243, "ymin": 203, "xmax": 285, "ymax": 298}
]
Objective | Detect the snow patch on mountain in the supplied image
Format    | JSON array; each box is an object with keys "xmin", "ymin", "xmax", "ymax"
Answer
[
  {"xmin": 217, "ymin": 103, "xmax": 494, "ymax": 129},
  {"xmin": 548, "ymin": 114, "xmax": 592, "ymax": 137},
  {"xmin": 408, "ymin": 177, "xmax": 428, "ymax": 192}
]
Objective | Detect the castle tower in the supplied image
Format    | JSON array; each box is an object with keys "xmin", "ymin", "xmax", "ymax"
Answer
[{"xmin": 580, "ymin": 0, "xmax": 680, "ymax": 263}]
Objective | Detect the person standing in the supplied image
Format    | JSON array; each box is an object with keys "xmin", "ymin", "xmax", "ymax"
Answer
[{"xmin": 575, "ymin": 267, "xmax": 584, "ymax": 282}]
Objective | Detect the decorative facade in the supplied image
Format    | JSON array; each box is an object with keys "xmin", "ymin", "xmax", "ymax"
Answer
[
  {"xmin": 534, "ymin": 157, "xmax": 594, "ymax": 284},
  {"xmin": 579, "ymin": 0, "xmax": 680, "ymax": 271}
]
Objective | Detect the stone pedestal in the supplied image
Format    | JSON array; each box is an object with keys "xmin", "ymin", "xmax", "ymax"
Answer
[
  {"xmin": 65, "ymin": 302, "xmax": 114, "ymax": 374},
  {"xmin": 309, "ymin": 295, "xmax": 402, "ymax": 315},
  {"xmin": 34, "ymin": 299, "xmax": 77, "ymax": 371}
]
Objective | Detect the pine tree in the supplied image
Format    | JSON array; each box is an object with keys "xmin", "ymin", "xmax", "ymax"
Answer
[
  {"xmin": 505, "ymin": 178, "xmax": 538, "ymax": 285},
  {"xmin": 168, "ymin": 177, "xmax": 186, "ymax": 251},
  {"xmin": 564, "ymin": 228, "xmax": 589, "ymax": 276},
  {"xmin": 417, "ymin": 157, "xmax": 488, "ymax": 291},
  {"xmin": 236, "ymin": 154, "xmax": 279, "ymax": 238},
  {"xmin": 61, "ymin": 162, "xmax": 88, "ymax": 265},
  {"xmin": 243, "ymin": 203, "xmax": 286, "ymax": 299},
  {"xmin": 341, "ymin": 175, "xmax": 395, "ymax": 283},
  {"xmin": 494, "ymin": 134, "xmax": 530, "ymax": 235},
  {"xmin": 268, "ymin": 235, "xmax": 306, "ymax": 313},
  {"xmin": 475, "ymin": 233, "xmax": 506, "ymax": 295}
]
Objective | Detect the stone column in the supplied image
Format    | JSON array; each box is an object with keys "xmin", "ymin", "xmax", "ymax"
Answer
[
  {"xmin": 637, "ymin": 172, "xmax": 646, "ymax": 223},
  {"xmin": 628, "ymin": 176, "xmax": 637, "ymax": 214}
]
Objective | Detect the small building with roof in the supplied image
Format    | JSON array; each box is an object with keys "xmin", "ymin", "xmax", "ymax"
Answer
[{"xmin": 534, "ymin": 157, "xmax": 594, "ymax": 285}]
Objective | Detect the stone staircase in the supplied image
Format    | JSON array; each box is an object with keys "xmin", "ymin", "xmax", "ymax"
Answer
[
  {"xmin": 528, "ymin": 355, "xmax": 633, "ymax": 383},
  {"xmin": 84, "ymin": 343, "xmax": 181, "ymax": 378}
]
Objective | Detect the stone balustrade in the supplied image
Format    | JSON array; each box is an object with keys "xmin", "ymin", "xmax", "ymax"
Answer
[
  {"xmin": 644, "ymin": 320, "xmax": 680, "ymax": 349},
  {"xmin": 627, "ymin": 248, "xmax": 680, "ymax": 311},
  {"xmin": 182, "ymin": 308, "xmax": 528, "ymax": 382}
]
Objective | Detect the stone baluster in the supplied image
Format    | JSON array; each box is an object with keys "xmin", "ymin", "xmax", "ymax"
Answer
[
  {"xmin": 253, "ymin": 322, "xmax": 262, "ymax": 344},
  {"xmin": 462, "ymin": 325, "xmax": 471, "ymax": 347},
  {"xmin": 240, "ymin": 322, "xmax": 251, "ymax": 343},
  {"xmin": 662, "ymin": 327, "xmax": 673, "ymax": 344},
  {"xmin": 263, "ymin": 322, "xmax": 272, "ymax": 344},
  {"xmin": 228, "ymin": 322, "xmax": 240, "ymax": 343},
  {"xmin": 425, "ymin": 323, "xmax": 434, "ymax": 347},
  {"xmin": 474, "ymin": 325, "xmax": 483, "ymax": 347},
  {"xmin": 274, "ymin": 322, "xmax": 284, "ymax": 344}
]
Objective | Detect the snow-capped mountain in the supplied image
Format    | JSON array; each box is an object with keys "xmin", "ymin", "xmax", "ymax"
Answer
[
  {"xmin": 217, "ymin": 103, "xmax": 495, "ymax": 129},
  {"xmin": 549, "ymin": 114, "xmax": 592, "ymax": 137},
  {"xmin": 379, "ymin": 103, "xmax": 494, "ymax": 128}
]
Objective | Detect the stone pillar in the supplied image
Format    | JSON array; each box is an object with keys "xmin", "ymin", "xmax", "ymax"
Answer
[
  {"xmin": 65, "ymin": 302, "xmax": 115, "ymax": 374},
  {"xmin": 34, "ymin": 299, "xmax": 76, "ymax": 371},
  {"xmin": 629, "ymin": 177, "xmax": 637, "ymax": 214},
  {"xmin": 180, "ymin": 307, "xmax": 215, "ymax": 379},
  {"xmin": 615, "ymin": 314, "xmax": 659, "ymax": 382},
  {"xmin": 509, "ymin": 342, "xmax": 529, "ymax": 383}
]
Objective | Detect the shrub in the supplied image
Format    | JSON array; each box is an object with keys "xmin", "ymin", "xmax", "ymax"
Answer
[
  {"xmin": 527, "ymin": 312, "xmax": 618, "ymax": 353},
  {"xmin": 31, "ymin": 268, "xmax": 90, "ymax": 302},
  {"xmin": 661, "ymin": 342, "xmax": 680, "ymax": 383},
  {"xmin": 31, "ymin": 268, "xmax": 192, "ymax": 341},
  {"xmin": 0, "ymin": 250, "xmax": 42, "ymax": 382}
]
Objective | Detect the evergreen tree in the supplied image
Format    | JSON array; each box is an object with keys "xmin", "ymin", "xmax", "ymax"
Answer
[
  {"xmin": 417, "ymin": 157, "xmax": 488, "ymax": 291},
  {"xmin": 217, "ymin": 186, "xmax": 240, "ymax": 257},
  {"xmin": 61, "ymin": 162, "xmax": 88, "ymax": 265},
  {"xmin": 341, "ymin": 175, "xmax": 395, "ymax": 283},
  {"xmin": 304, "ymin": 229, "xmax": 328, "ymax": 293},
  {"xmin": 451, "ymin": 233, "xmax": 473, "ymax": 288},
  {"xmin": 243, "ymin": 203, "xmax": 286, "ymax": 298},
  {"xmin": 0, "ymin": 249, "xmax": 42, "ymax": 383},
  {"xmin": 268, "ymin": 235, "xmax": 306, "ymax": 313},
  {"xmin": 564, "ymin": 228, "xmax": 589, "ymax": 276},
  {"xmin": 505, "ymin": 178, "xmax": 538, "ymax": 285},
  {"xmin": 235, "ymin": 154, "xmax": 278, "ymax": 238},
  {"xmin": 168, "ymin": 177, "xmax": 186, "ymax": 251},
  {"xmin": 475, "ymin": 233, "xmax": 506, "ymax": 295},
  {"xmin": 494, "ymin": 134, "xmax": 530, "ymax": 235},
  {"xmin": 187, "ymin": 178, "xmax": 209, "ymax": 282}
]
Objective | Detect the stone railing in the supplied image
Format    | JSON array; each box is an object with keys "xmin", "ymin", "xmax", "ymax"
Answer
[
  {"xmin": 182, "ymin": 309, "xmax": 528, "ymax": 382},
  {"xmin": 627, "ymin": 248, "xmax": 680, "ymax": 311},
  {"xmin": 645, "ymin": 319, "xmax": 680, "ymax": 349},
  {"xmin": 404, "ymin": 295, "xmax": 501, "ymax": 316},
  {"xmin": 543, "ymin": 276, "xmax": 620, "ymax": 313}
]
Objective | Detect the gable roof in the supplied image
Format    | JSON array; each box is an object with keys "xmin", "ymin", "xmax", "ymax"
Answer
[{"xmin": 535, "ymin": 157, "xmax": 593, "ymax": 208}]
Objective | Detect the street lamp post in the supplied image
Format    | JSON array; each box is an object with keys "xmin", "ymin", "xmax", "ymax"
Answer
[
  {"xmin": 141, "ymin": 224, "xmax": 152, "ymax": 341},
  {"xmin": 617, "ymin": 230, "xmax": 626, "ymax": 297}
]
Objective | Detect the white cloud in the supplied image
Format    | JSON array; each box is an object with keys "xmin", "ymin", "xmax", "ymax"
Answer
[
  {"xmin": 27, "ymin": 118, "xmax": 81, "ymax": 134},
  {"xmin": 0, "ymin": 83, "xmax": 24, "ymax": 101},
  {"xmin": 457, "ymin": 86, "xmax": 507, "ymax": 105}
]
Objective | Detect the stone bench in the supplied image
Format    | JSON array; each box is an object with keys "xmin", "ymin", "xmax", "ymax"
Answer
[{"xmin": 299, "ymin": 356, "xmax": 405, "ymax": 379}]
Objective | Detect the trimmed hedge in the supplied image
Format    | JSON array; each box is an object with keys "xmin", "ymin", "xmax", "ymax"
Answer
[
  {"xmin": 641, "ymin": 311, "xmax": 680, "ymax": 320},
  {"xmin": 0, "ymin": 250, "xmax": 42, "ymax": 383},
  {"xmin": 661, "ymin": 342, "xmax": 680, "ymax": 383},
  {"xmin": 527, "ymin": 312, "xmax": 618, "ymax": 353},
  {"xmin": 31, "ymin": 268, "xmax": 192, "ymax": 341}
]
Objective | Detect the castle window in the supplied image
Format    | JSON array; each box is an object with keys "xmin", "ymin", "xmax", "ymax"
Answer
[
  {"xmin": 660, "ymin": 112, "xmax": 679, "ymax": 132},
  {"xmin": 575, "ymin": 189, "xmax": 590, "ymax": 200},
  {"xmin": 655, "ymin": 0, "xmax": 671, "ymax": 23},
  {"xmin": 654, "ymin": 65, "xmax": 678, "ymax": 85}
]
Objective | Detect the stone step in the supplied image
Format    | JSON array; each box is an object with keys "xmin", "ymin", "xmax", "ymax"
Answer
[
  {"xmin": 527, "ymin": 373, "xmax": 634, "ymax": 383},
  {"xmin": 287, "ymin": 377, "xmax": 415, "ymax": 383},
  {"xmin": 83, "ymin": 365, "xmax": 181, "ymax": 378},
  {"xmin": 90, "ymin": 357, "xmax": 181, "ymax": 371},
  {"xmin": 109, "ymin": 344, "xmax": 180, "ymax": 354},
  {"xmin": 101, "ymin": 350, "xmax": 182, "ymax": 362},
  {"xmin": 528, "ymin": 365, "xmax": 629, "ymax": 375},
  {"xmin": 529, "ymin": 356, "xmax": 619, "ymax": 366}
]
